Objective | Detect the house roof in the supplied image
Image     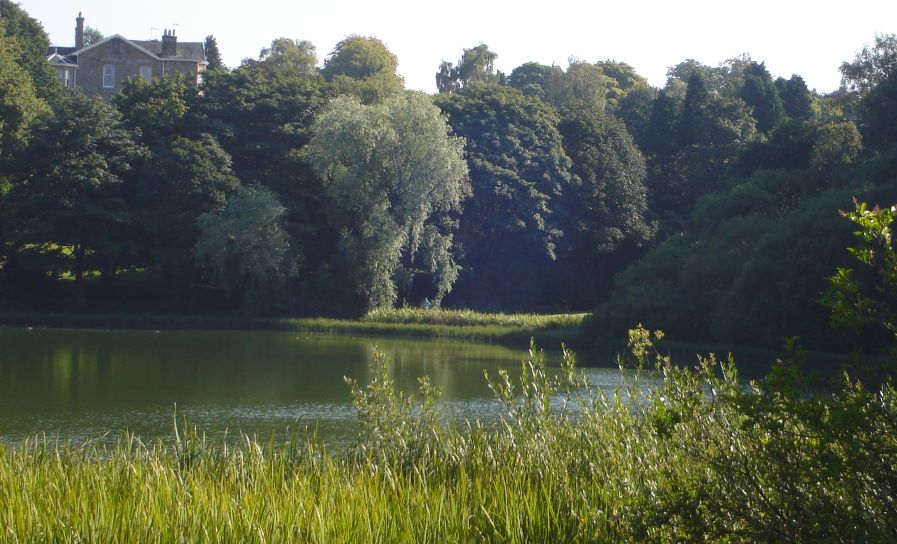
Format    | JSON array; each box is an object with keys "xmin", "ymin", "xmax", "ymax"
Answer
[
  {"xmin": 74, "ymin": 34, "xmax": 160, "ymax": 60},
  {"xmin": 47, "ymin": 50, "xmax": 79, "ymax": 67},
  {"xmin": 50, "ymin": 34, "xmax": 207, "ymax": 64},
  {"xmin": 132, "ymin": 40, "xmax": 206, "ymax": 62}
]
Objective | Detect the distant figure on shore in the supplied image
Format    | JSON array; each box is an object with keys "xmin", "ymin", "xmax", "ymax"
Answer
[{"xmin": 421, "ymin": 297, "xmax": 432, "ymax": 310}]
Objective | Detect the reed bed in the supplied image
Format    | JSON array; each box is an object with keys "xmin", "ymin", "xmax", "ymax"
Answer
[
  {"xmin": 1, "ymin": 329, "xmax": 895, "ymax": 542},
  {"xmin": 363, "ymin": 307, "xmax": 588, "ymax": 329}
]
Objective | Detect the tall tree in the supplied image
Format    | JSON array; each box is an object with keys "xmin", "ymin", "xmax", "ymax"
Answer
[
  {"xmin": 307, "ymin": 93, "xmax": 468, "ymax": 310},
  {"xmin": 556, "ymin": 103, "xmax": 655, "ymax": 305},
  {"xmin": 203, "ymin": 35, "xmax": 224, "ymax": 71},
  {"xmin": 248, "ymin": 37, "xmax": 317, "ymax": 77},
  {"xmin": 4, "ymin": 92, "xmax": 143, "ymax": 286},
  {"xmin": 775, "ymin": 74, "xmax": 813, "ymax": 120},
  {"xmin": 321, "ymin": 36, "xmax": 403, "ymax": 103},
  {"xmin": 739, "ymin": 61, "xmax": 784, "ymax": 132},
  {"xmin": 840, "ymin": 33, "xmax": 897, "ymax": 98},
  {"xmin": 435, "ymin": 84, "xmax": 573, "ymax": 310},
  {"xmin": 116, "ymin": 75, "xmax": 239, "ymax": 297},
  {"xmin": 0, "ymin": 27, "xmax": 48, "ymax": 157},
  {"xmin": 436, "ymin": 44, "xmax": 503, "ymax": 93},
  {"xmin": 507, "ymin": 62, "xmax": 563, "ymax": 101},
  {"xmin": 0, "ymin": 0, "xmax": 58, "ymax": 100},
  {"xmin": 197, "ymin": 68, "xmax": 332, "ymax": 290}
]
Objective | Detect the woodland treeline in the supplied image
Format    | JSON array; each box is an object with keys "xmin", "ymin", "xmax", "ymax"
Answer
[{"xmin": 1, "ymin": 0, "xmax": 896, "ymax": 350}]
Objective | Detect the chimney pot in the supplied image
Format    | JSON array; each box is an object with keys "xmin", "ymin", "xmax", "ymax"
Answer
[{"xmin": 161, "ymin": 28, "xmax": 178, "ymax": 57}]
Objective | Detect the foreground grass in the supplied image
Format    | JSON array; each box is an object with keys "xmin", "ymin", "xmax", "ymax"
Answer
[
  {"xmin": 2, "ymin": 330, "xmax": 895, "ymax": 542},
  {"xmin": 0, "ymin": 309, "xmax": 587, "ymax": 347}
]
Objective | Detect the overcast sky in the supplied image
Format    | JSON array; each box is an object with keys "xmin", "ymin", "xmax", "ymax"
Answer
[{"xmin": 20, "ymin": 0, "xmax": 897, "ymax": 93}]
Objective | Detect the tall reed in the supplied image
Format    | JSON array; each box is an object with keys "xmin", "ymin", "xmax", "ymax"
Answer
[{"xmin": 1, "ymin": 328, "xmax": 894, "ymax": 542}]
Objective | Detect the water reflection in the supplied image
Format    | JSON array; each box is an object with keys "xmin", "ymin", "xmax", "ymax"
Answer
[{"xmin": 0, "ymin": 327, "xmax": 644, "ymax": 447}]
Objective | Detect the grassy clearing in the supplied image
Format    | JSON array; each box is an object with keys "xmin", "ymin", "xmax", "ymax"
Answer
[{"xmin": 1, "ymin": 330, "xmax": 895, "ymax": 542}]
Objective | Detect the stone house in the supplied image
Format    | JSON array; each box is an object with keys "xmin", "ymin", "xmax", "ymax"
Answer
[{"xmin": 47, "ymin": 13, "xmax": 208, "ymax": 98}]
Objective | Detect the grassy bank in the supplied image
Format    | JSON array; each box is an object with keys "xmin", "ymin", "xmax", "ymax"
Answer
[
  {"xmin": 1, "ymin": 333, "xmax": 894, "ymax": 542},
  {"xmin": 0, "ymin": 309, "xmax": 588, "ymax": 348}
]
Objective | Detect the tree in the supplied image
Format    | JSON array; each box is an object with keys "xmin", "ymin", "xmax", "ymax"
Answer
[
  {"xmin": 116, "ymin": 75, "xmax": 239, "ymax": 295},
  {"xmin": 115, "ymin": 73, "xmax": 198, "ymax": 141},
  {"xmin": 809, "ymin": 121, "xmax": 863, "ymax": 172},
  {"xmin": 739, "ymin": 61, "xmax": 783, "ymax": 132},
  {"xmin": 195, "ymin": 185, "xmax": 297, "ymax": 312},
  {"xmin": 249, "ymin": 37, "xmax": 317, "ymax": 77},
  {"xmin": 859, "ymin": 69, "xmax": 897, "ymax": 148},
  {"xmin": 556, "ymin": 103, "xmax": 655, "ymax": 305},
  {"xmin": 0, "ymin": 0, "xmax": 58, "ymax": 99},
  {"xmin": 204, "ymin": 35, "xmax": 224, "ymax": 71},
  {"xmin": 840, "ymin": 34, "xmax": 897, "ymax": 98},
  {"xmin": 507, "ymin": 62, "xmax": 563, "ymax": 101},
  {"xmin": 776, "ymin": 74, "xmax": 813, "ymax": 120},
  {"xmin": 4, "ymin": 92, "xmax": 143, "ymax": 285},
  {"xmin": 307, "ymin": 93, "xmax": 468, "ymax": 309},
  {"xmin": 435, "ymin": 84, "xmax": 573, "ymax": 310},
  {"xmin": 436, "ymin": 44, "xmax": 503, "ymax": 93},
  {"xmin": 0, "ymin": 27, "xmax": 48, "ymax": 157},
  {"xmin": 83, "ymin": 26, "xmax": 103, "ymax": 46},
  {"xmin": 197, "ymin": 68, "xmax": 332, "ymax": 289},
  {"xmin": 321, "ymin": 36, "xmax": 403, "ymax": 103}
]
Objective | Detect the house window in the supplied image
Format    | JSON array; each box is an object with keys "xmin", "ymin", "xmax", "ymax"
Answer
[
  {"xmin": 103, "ymin": 64, "xmax": 115, "ymax": 88},
  {"xmin": 55, "ymin": 68, "xmax": 72, "ymax": 88},
  {"xmin": 139, "ymin": 66, "xmax": 152, "ymax": 81}
]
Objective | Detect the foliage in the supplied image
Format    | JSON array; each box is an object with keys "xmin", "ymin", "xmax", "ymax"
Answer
[
  {"xmin": 0, "ymin": 0, "xmax": 58, "ymax": 100},
  {"xmin": 436, "ymin": 43, "xmax": 503, "ymax": 93},
  {"xmin": 3, "ymin": 91, "xmax": 144, "ymax": 283},
  {"xmin": 307, "ymin": 93, "xmax": 468, "ymax": 309},
  {"xmin": 434, "ymin": 84, "xmax": 573, "ymax": 311},
  {"xmin": 840, "ymin": 33, "xmax": 897, "ymax": 98},
  {"xmin": 248, "ymin": 37, "xmax": 317, "ymax": 77},
  {"xmin": 738, "ymin": 61, "xmax": 783, "ymax": 132},
  {"xmin": 195, "ymin": 185, "xmax": 297, "ymax": 312},
  {"xmin": 825, "ymin": 200, "xmax": 897, "ymax": 342},
  {"xmin": 203, "ymin": 35, "xmax": 224, "ymax": 71},
  {"xmin": 0, "ymin": 26, "xmax": 48, "ymax": 155},
  {"xmin": 555, "ymin": 103, "xmax": 655, "ymax": 305},
  {"xmin": 809, "ymin": 121, "xmax": 863, "ymax": 172},
  {"xmin": 321, "ymin": 35, "xmax": 403, "ymax": 103},
  {"xmin": 1, "ymin": 336, "xmax": 895, "ymax": 542},
  {"xmin": 82, "ymin": 26, "xmax": 103, "ymax": 46}
]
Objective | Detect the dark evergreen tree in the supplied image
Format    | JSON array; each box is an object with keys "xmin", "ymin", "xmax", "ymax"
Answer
[
  {"xmin": 204, "ymin": 35, "xmax": 224, "ymax": 71},
  {"xmin": 739, "ymin": 62, "xmax": 784, "ymax": 132},
  {"xmin": 775, "ymin": 75, "xmax": 813, "ymax": 120}
]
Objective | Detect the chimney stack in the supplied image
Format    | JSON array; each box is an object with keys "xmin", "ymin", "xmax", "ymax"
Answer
[
  {"xmin": 75, "ymin": 12, "xmax": 84, "ymax": 49},
  {"xmin": 161, "ymin": 28, "xmax": 177, "ymax": 57}
]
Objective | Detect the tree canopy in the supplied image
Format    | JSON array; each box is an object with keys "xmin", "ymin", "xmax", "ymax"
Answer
[{"xmin": 307, "ymin": 92, "xmax": 468, "ymax": 309}]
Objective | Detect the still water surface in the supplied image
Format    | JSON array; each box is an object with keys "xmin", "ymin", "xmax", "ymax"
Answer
[{"xmin": 0, "ymin": 327, "xmax": 635, "ymax": 448}]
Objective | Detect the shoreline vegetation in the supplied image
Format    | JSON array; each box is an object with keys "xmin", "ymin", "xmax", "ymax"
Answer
[
  {"xmin": 0, "ymin": 308, "xmax": 589, "ymax": 348},
  {"xmin": 1, "ymin": 334, "xmax": 894, "ymax": 542}
]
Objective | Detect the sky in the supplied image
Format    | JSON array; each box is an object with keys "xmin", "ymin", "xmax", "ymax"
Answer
[{"xmin": 20, "ymin": 0, "xmax": 897, "ymax": 94}]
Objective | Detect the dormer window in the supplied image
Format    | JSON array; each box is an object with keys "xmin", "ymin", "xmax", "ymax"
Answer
[{"xmin": 103, "ymin": 64, "xmax": 115, "ymax": 88}]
